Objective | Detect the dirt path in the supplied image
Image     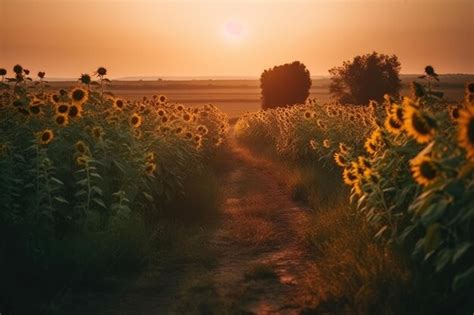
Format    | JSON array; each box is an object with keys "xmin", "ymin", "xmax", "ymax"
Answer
[
  {"xmin": 71, "ymin": 137, "xmax": 320, "ymax": 314},
  {"xmin": 206, "ymin": 139, "xmax": 318, "ymax": 314}
]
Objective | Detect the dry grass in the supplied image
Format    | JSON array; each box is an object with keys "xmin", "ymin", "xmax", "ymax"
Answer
[{"xmin": 306, "ymin": 200, "xmax": 414, "ymax": 315}]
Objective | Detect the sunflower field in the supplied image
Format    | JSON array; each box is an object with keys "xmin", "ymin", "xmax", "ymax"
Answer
[
  {"xmin": 235, "ymin": 73, "xmax": 474, "ymax": 310},
  {"xmin": 0, "ymin": 65, "xmax": 228, "ymax": 310}
]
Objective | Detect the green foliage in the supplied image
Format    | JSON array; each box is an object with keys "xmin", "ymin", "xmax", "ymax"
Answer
[{"xmin": 0, "ymin": 65, "xmax": 228, "ymax": 312}]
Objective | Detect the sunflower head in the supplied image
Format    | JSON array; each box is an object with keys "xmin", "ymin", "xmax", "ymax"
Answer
[
  {"xmin": 334, "ymin": 152, "xmax": 347, "ymax": 167},
  {"xmin": 50, "ymin": 93, "xmax": 61, "ymax": 104},
  {"xmin": 323, "ymin": 139, "xmax": 331, "ymax": 148},
  {"xmin": 339, "ymin": 142, "xmax": 349, "ymax": 154},
  {"xmin": 384, "ymin": 114, "xmax": 403, "ymax": 135},
  {"xmin": 403, "ymin": 105, "xmax": 436, "ymax": 143},
  {"xmin": 75, "ymin": 155, "xmax": 88, "ymax": 167},
  {"xmin": 70, "ymin": 87, "xmax": 89, "ymax": 105},
  {"xmin": 55, "ymin": 114, "xmax": 69, "ymax": 127},
  {"xmin": 68, "ymin": 104, "xmax": 82, "ymax": 118},
  {"xmin": 112, "ymin": 98, "xmax": 125, "ymax": 111},
  {"xmin": 410, "ymin": 154, "xmax": 439, "ymax": 186},
  {"xmin": 75, "ymin": 140, "xmax": 88, "ymax": 154},
  {"xmin": 92, "ymin": 126, "xmax": 104, "ymax": 140},
  {"xmin": 309, "ymin": 139, "xmax": 317, "ymax": 150},
  {"xmin": 130, "ymin": 113, "xmax": 142, "ymax": 128},
  {"xmin": 79, "ymin": 74, "xmax": 91, "ymax": 85},
  {"xmin": 56, "ymin": 103, "xmax": 69, "ymax": 114},
  {"xmin": 342, "ymin": 167, "xmax": 358, "ymax": 186},
  {"xmin": 145, "ymin": 162, "xmax": 157, "ymax": 176},
  {"xmin": 38, "ymin": 129, "xmax": 54, "ymax": 145}
]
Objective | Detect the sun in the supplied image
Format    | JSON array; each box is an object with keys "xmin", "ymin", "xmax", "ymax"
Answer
[{"xmin": 221, "ymin": 19, "xmax": 246, "ymax": 42}]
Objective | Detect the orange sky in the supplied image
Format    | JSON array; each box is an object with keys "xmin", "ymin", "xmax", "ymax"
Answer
[{"xmin": 1, "ymin": 0, "xmax": 473, "ymax": 78}]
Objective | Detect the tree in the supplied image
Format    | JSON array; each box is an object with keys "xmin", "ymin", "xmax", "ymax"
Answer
[
  {"xmin": 329, "ymin": 52, "xmax": 401, "ymax": 105},
  {"xmin": 260, "ymin": 61, "xmax": 311, "ymax": 109}
]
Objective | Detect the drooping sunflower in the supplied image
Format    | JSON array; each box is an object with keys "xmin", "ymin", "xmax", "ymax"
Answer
[
  {"xmin": 403, "ymin": 105, "xmax": 436, "ymax": 143},
  {"xmin": 130, "ymin": 113, "xmax": 142, "ymax": 128},
  {"xmin": 333, "ymin": 152, "xmax": 347, "ymax": 167},
  {"xmin": 410, "ymin": 154, "xmax": 439, "ymax": 186},
  {"xmin": 55, "ymin": 114, "xmax": 69, "ymax": 127},
  {"xmin": 69, "ymin": 87, "xmax": 89, "ymax": 105},
  {"xmin": 38, "ymin": 129, "xmax": 54, "ymax": 145},
  {"xmin": 458, "ymin": 106, "xmax": 474, "ymax": 159}
]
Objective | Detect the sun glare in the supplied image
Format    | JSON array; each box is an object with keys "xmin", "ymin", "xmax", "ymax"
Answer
[{"xmin": 222, "ymin": 19, "xmax": 246, "ymax": 43}]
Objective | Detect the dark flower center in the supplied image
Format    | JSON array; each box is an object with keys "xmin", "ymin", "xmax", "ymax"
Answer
[
  {"xmin": 412, "ymin": 113, "xmax": 431, "ymax": 135},
  {"xmin": 420, "ymin": 161, "xmax": 437, "ymax": 180},
  {"xmin": 42, "ymin": 132, "xmax": 51, "ymax": 141},
  {"xmin": 72, "ymin": 89, "xmax": 85, "ymax": 101}
]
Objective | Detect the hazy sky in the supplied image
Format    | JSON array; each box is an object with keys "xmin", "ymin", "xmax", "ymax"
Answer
[{"xmin": 1, "ymin": 0, "xmax": 473, "ymax": 78}]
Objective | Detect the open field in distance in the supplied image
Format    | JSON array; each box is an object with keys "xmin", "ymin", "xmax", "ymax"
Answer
[{"xmin": 48, "ymin": 74, "xmax": 474, "ymax": 118}]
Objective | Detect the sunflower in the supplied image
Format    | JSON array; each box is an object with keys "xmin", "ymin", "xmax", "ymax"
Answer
[
  {"xmin": 364, "ymin": 137, "xmax": 378, "ymax": 155},
  {"xmin": 304, "ymin": 111, "xmax": 313, "ymax": 119},
  {"xmin": 449, "ymin": 106, "xmax": 461, "ymax": 121},
  {"xmin": 75, "ymin": 155, "xmax": 88, "ymax": 167},
  {"xmin": 92, "ymin": 126, "xmax": 104, "ymax": 140},
  {"xmin": 161, "ymin": 116, "xmax": 169, "ymax": 123},
  {"xmin": 410, "ymin": 154, "xmax": 439, "ymax": 186},
  {"xmin": 56, "ymin": 103, "xmax": 69, "ymax": 114},
  {"xmin": 38, "ymin": 129, "xmax": 54, "ymax": 145},
  {"xmin": 333, "ymin": 152, "xmax": 347, "ymax": 167},
  {"xmin": 130, "ymin": 113, "xmax": 142, "ymax": 128},
  {"xmin": 75, "ymin": 140, "xmax": 88, "ymax": 154},
  {"xmin": 69, "ymin": 87, "xmax": 89, "ymax": 105},
  {"xmin": 49, "ymin": 93, "xmax": 61, "ymax": 104},
  {"xmin": 134, "ymin": 129, "xmax": 143, "ymax": 139},
  {"xmin": 358, "ymin": 156, "xmax": 371, "ymax": 169},
  {"xmin": 339, "ymin": 143, "xmax": 349, "ymax": 154},
  {"xmin": 342, "ymin": 167, "xmax": 358, "ymax": 186},
  {"xmin": 68, "ymin": 104, "xmax": 82, "ymax": 118},
  {"xmin": 55, "ymin": 114, "xmax": 69, "ymax": 127},
  {"xmin": 323, "ymin": 139, "xmax": 331, "ymax": 148},
  {"xmin": 113, "ymin": 98, "xmax": 125, "ymax": 111},
  {"xmin": 458, "ymin": 106, "xmax": 474, "ymax": 159},
  {"xmin": 183, "ymin": 113, "xmax": 191, "ymax": 122},
  {"xmin": 384, "ymin": 114, "xmax": 403, "ymax": 135},
  {"xmin": 145, "ymin": 162, "xmax": 156, "ymax": 176},
  {"xmin": 403, "ymin": 105, "xmax": 436, "ymax": 143},
  {"xmin": 309, "ymin": 139, "xmax": 317, "ymax": 150},
  {"xmin": 184, "ymin": 132, "xmax": 193, "ymax": 140},
  {"xmin": 197, "ymin": 125, "xmax": 208, "ymax": 135},
  {"xmin": 29, "ymin": 103, "xmax": 41, "ymax": 115},
  {"xmin": 158, "ymin": 95, "xmax": 167, "ymax": 103},
  {"xmin": 175, "ymin": 127, "xmax": 183, "ymax": 135},
  {"xmin": 145, "ymin": 152, "xmax": 155, "ymax": 162},
  {"xmin": 157, "ymin": 109, "xmax": 165, "ymax": 116}
]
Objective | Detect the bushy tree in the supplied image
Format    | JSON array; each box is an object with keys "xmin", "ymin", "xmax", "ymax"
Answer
[
  {"xmin": 329, "ymin": 52, "xmax": 401, "ymax": 105},
  {"xmin": 260, "ymin": 61, "xmax": 311, "ymax": 109}
]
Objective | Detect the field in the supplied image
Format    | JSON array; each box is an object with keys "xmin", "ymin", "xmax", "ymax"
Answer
[
  {"xmin": 48, "ymin": 75, "xmax": 474, "ymax": 118},
  {"xmin": 1, "ymin": 68, "xmax": 473, "ymax": 314}
]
